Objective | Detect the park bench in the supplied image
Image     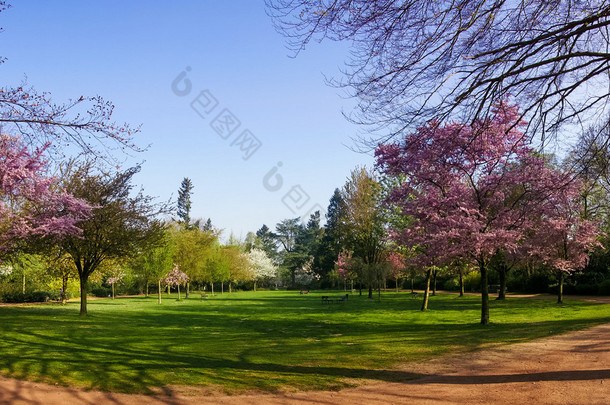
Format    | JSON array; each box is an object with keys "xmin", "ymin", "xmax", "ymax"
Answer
[
  {"xmin": 337, "ymin": 294, "xmax": 348, "ymax": 303},
  {"xmin": 300, "ymin": 290, "xmax": 309, "ymax": 295}
]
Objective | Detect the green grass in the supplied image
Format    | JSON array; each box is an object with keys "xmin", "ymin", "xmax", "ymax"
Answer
[{"xmin": 0, "ymin": 291, "xmax": 609, "ymax": 394}]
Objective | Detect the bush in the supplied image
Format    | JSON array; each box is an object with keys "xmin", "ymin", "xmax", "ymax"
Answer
[
  {"xmin": 1, "ymin": 291, "xmax": 56, "ymax": 303},
  {"xmin": 442, "ymin": 277, "xmax": 459, "ymax": 291},
  {"xmin": 90, "ymin": 286, "xmax": 111, "ymax": 297}
]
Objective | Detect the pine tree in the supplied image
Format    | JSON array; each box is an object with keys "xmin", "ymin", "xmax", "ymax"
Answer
[{"xmin": 177, "ymin": 178, "xmax": 194, "ymax": 228}]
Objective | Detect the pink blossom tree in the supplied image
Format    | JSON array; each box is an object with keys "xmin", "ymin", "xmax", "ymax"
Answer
[
  {"xmin": 163, "ymin": 264, "xmax": 189, "ymax": 301},
  {"xmin": 385, "ymin": 251, "xmax": 406, "ymax": 292},
  {"xmin": 376, "ymin": 101, "xmax": 582, "ymax": 324},
  {"xmin": 0, "ymin": 134, "xmax": 90, "ymax": 256}
]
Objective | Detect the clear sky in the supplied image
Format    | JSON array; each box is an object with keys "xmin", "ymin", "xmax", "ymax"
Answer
[{"xmin": 0, "ymin": 1, "xmax": 374, "ymax": 239}]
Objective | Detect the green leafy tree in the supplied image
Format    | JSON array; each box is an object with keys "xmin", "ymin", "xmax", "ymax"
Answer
[
  {"xmin": 338, "ymin": 167, "xmax": 387, "ymax": 298},
  {"xmin": 60, "ymin": 162, "xmax": 166, "ymax": 315}
]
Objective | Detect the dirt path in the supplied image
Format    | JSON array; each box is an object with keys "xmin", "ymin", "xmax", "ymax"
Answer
[{"xmin": 1, "ymin": 321, "xmax": 609, "ymax": 405}]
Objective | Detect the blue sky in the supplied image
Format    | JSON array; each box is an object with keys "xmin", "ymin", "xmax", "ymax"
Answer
[{"xmin": 0, "ymin": 1, "xmax": 374, "ymax": 239}]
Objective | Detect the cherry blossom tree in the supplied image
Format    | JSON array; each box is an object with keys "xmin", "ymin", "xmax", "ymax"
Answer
[
  {"xmin": 376, "ymin": 101, "xmax": 581, "ymax": 323},
  {"xmin": 385, "ymin": 251, "xmax": 406, "ymax": 292},
  {"xmin": 163, "ymin": 264, "xmax": 189, "ymax": 301},
  {"xmin": 0, "ymin": 134, "xmax": 91, "ymax": 256}
]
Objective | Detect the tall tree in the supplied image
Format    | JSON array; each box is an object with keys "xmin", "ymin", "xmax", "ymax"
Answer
[
  {"xmin": 60, "ymin": 162, "xmax": 165, "ymax": 315},
  {"xmin": 275, "ymin": 218, "xmax": 308, "ymax": 286},
  {"xmin": 318, "ymin": 189, "xmax": 347, "ymax": 280},
  {"xmin": 339, "ymin": 167, "xmax": 387, "ymax": 298},
  {"xmin": 176, "ymin": 178, "xmax": 194, "ymax": 229},
  {"xmin": 269, "ymin": 0, "xmax": 610, "ymax": 146}
]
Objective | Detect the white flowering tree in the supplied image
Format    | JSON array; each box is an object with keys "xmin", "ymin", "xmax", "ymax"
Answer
[
  {"xmin": 294, "ymin": 256, "xmax": 320, "ymax": 288},
  {"xmin": 163, "ymin": 264, "xmax": 189, "ymax": 301},
  {"xmin": 247, "ymin": 248, "xmax": 278, "ymax": 291}
]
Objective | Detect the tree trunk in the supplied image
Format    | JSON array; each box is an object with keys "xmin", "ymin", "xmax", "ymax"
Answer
[
  {"xmin": 396, "ymin": 278, "xmax": 399, "ymax": 293},
  {"xmin": 254, "ymin": 280, "xmax": 257, "ymax": 292},
  {"xmin": 158, "ymin": 279, "xmax": 161, "ymax": 304},
  {"xmin": 368, "ymin": 284, "xmax": 373, "ymax": 299},
  {"xmin": 211, "ymin": 283, "xmax": 214, "ymax": 296},
  {"xmin": 22, "ymin": 271, "xmax": 26, "ymax": 294},
  {"xmin": 167, "ymin": 284, "xmax": 170, "ymax": 294},
  {"xmin": 229, "ymin": 282, "xmax": 232, "ymax": 293},
  {"xmin": 186, "ymin": 282, "xmax": 190, "ymax": 299},
  {"xmin": 146, "ymin": 282, "xmax": 149, "ymax": 297},
  {"xmin": 557, "ymin": 271, "xmax": 564, "ymax": 304},
  {"xmin": 79, "ymin": 274, "xmax": 89, "ymax": 316},
  {"xmin": 359, "ymin": 281, "xmax": 362, "ymax": 296},
  {"xmin": 221, "ymin": 282, "xmax": 224, "ymax": 294},
  {"xmin": 497, "ymin": 265, "xmax": 507, "ymax": 300},
  {"xmin": 112, "ymin": 283, "xmax": 115, "ymax": 299},
  {"xmin": 459, "ymin": 268, "xmax": 464, "ymax": 297},
  {"xmin": 177, "ymin": 284, "xmax": 181, "ymax": 300},
  {"xmin": 411, "ymin": 276, "xmax": 414, "ymax": 293},
  {"xmin": 432, "ymin": 269, "xmax": 437, "ymax": 296},
  {"xmin": 480, "ymin": 260, "xmax": 489, "ymax": 325},
  {"xmin": 421, "ymin": 269, "xmax": 431, "ymax": 311}
]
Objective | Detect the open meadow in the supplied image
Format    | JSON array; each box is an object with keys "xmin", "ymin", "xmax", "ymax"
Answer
[{"xmin": 1, "ymin": 291, "xmax": 609, "ymax": 395}]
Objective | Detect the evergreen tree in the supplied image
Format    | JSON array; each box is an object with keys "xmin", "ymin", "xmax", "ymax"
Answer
[
  {"xmin": 177, "ymin": 178, "xmax": 194, "ymax": 228},
  {"xmin": 317, "ymin": 189, "xmax": 347, "ymax": 281}
]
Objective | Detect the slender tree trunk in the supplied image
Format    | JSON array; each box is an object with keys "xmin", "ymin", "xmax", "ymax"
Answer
[
  {"xmin": 79, "ymin": 274, "xmax": 89, "ymax": 316},
  {"xmin": 368, "ymin": 284, "xmax": 373, "ymax": 299},
  {"xmin": 211, "ymin": 283, "xmax": 214, "ymax": 296},
  {"xmin": 359, "ymin": 281, "xmax": 362, "ymax": 296},
  {"xmin": 112, "ymin": 283, "xmax": 115, "ymax": 299},
  {"xmin": 229, "ymin": 282, "xmax": 232, "ymax": 293},
  {"xmin": 254, "ymin": 281, "xmax": 257, "ymax": 292},
  {"xmin": 432, "ymin": 269, "xmax": 437, "ymax": 296},
  {"xmin": 497, "ymin": 266, "xmax": 507, "ymax": 300},
  {"xmin": 480, "ymin": 260, "xmax": 490, "ymax": 325},
  {"xmin": 557, "ymin": 272, "xmax": 564, "ymax": 304},
  {"xmin": 459, "ymin": 268, "xmax": 464, "ymax": 297},
  {"xmin": 167, "ymin": 284, "xmax": 170, "ymax": 295},
  {"xmin": 158, "ymin": 279, "xmax": 161, "ymax": 304},
  {"xmin": 396, "ymin": 278, "xmax": 399, "ymax": 293},
  {"xmin": 221, "ymin": 282, "xmax": 224, "ymax": 294},
  {"xmin": 22, "ymin": 271, "xmax": 26, "ymax": 294},
  {"xmin": 350, "ymin": 279, "xmax": 353, "ymax": 292},
  {"xmin": 177, "ymin": 284, "xmax": 181, "ymax": 300},
  {"xmin": 146, "ymin": 282, "xmax": 149, "ymax": 297},
  {"xmin": 378, "ymin": 278, "xmax": 381, "ymax": 301},
  {"xmin": 186, "ymin": 282, "xmax": 190, "ymax": 299},
  {"xmin": 411, "ymin": 276, "xmax": 414, "ymax": 293},
  {"xmin": 421, "ymin": 269, "xmax": 431, "ymax": 311}
]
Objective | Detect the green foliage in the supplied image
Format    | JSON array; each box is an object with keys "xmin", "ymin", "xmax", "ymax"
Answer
[
  {"xmin": 463, "ymin": 272, "xmax": 481, "ymax": 292},
  {"xmin": 1, "ymin": 290, "xmax": 60, "ymax": 303},
  {"xmin": 0, "ymin": 292, "xmax": 608, "ymax": 394}
]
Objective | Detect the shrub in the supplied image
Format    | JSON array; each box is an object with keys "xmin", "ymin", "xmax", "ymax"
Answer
[
  {"xmin": 90, "ymin": 286, "xmax": 111, "ymax": 297},
  {"xmin": 1, "ymin": 291, "xmax": 56, "ymax": 303},
  {"xmin": 442, "ymin": 277, "xmax": 459, "ymax": 291}
]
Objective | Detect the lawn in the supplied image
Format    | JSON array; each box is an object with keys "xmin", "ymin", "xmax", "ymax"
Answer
[{"xmin": 0, "ymin": 290, "xmax": 609, "ymax": 394}]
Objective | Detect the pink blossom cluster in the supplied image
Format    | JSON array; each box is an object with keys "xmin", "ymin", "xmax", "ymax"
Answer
[
  {"xmin": 334, "ymin": 250, "xmax": 352, "ymax": 280},
  {"xmin": 376, "ymin": 101, "xmax": 600, "ymax": 274},
  {"xmin": 163, "ymin": 264, "xmax": 189, "ymax": 286},
  {"xmin": 0, "ymin": 134, "xmax": 91, "ymax": 255}
]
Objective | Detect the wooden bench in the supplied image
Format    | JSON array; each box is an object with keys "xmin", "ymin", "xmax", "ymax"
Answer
[{"xmin": 321, "ymin": 296, "xmax": 331, "ymax": 304}]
